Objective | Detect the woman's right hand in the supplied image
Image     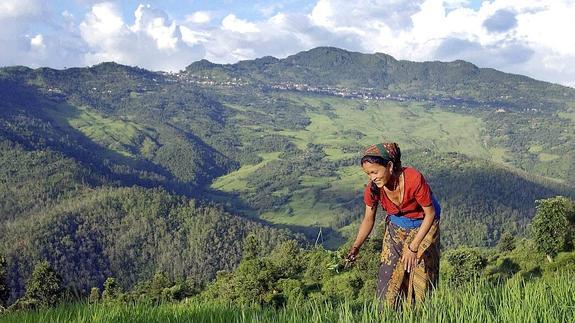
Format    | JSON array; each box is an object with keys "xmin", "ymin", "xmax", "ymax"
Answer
[{"xmin": 344, "ymin": 246, "xmax": 360, "ymax": 267}]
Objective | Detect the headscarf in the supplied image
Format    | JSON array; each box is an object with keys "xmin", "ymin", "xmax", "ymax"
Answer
[{"xmin": 363, "ymin": 142, "xmax": 402, "ymax": 169}]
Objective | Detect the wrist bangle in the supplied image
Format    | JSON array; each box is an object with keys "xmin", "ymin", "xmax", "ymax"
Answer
[{"xmin": 408, "ymin": 244, "xmax": 418, "ymax": 253}]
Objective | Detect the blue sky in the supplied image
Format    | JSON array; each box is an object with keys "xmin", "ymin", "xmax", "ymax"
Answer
[{"xmin": 1, "ymin": 0, "xmax": 574, "ymax": 87}]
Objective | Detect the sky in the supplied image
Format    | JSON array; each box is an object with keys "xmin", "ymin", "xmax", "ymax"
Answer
[{"xmin": 1, "ymin": 0, "xmax": 574, "ymax": 87}]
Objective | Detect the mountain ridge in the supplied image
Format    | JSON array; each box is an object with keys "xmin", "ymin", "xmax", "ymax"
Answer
[{"xmin": 183, "ymin": 46, "xmax": 575, "ymax": 109}]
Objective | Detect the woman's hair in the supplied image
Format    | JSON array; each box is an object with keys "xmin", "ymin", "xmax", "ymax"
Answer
[
  {"xmin": 360, "ymin": 155, "xmax": 389, "ymax": 167},
  {"xmin": 361, "ymin": 142, "xmax": 402, "ymax": 208}
]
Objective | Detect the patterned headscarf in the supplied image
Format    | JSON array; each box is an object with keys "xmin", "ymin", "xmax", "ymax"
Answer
[{"xmin": 363, "ymin": 142, "xmax": 402, "ymax": 169}]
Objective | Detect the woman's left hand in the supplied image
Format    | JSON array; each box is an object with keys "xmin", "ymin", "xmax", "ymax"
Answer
[{"xmin": 401, "ymin": 246, "xmax": 419, "ymax": 273}]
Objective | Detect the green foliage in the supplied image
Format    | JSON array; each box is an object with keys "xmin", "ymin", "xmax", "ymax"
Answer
[
  {"xmin": 24, "ymin": 261, "xmax": 63, "ymax": 308},
  {"xmin": 542, "ymin": 252, "xmax": 575, "ymax": 273},
  {"xmin": 102, "ymin": 277, "xmax": 121, "ymax": 301},
  {"xmin": 149, "ymin": 273, "xmax": 171, "ymax": 297},
  {"xmin": 269, "ymin": 240, "xmax": 304, "ymax": 278},
  {"xmin": 276, "ymin": 278, "xmax": 304, "ymax": 304},
  {"xmin": 0, "ymin": 255, "xmax": 8, "ymax": 307},
  {"xmin": 484, "ymin": 257, "xmax": 521, "ymax": 283},
  {"xmin": 203, "ymin": 241, "xmax": 309, "ymax": 307},
  {"xmin": 88, "ymin": 287, "xmax": 100, "ymax": 304},
  {"xmin": 531, "ymin": 196, "xmax": 574, "ymax": 260},
  {"xmin": 321, "ymin": 271, "xmax": 363, "ymax": 303},
  {"xmin": 234, "ymin": 258, "xmax": 277, "ymax": 304},
  {"xmin": 444, "ymin": 248, "xmax": 487, "ymax": 285},
  {"xmin": 202, "ymin": 237, "xmax": 380, "ymax": 308},
  {"xmin": 497, "ymin": 232, "xmax": 516, "ymax": 253},
  {"xmin": 2, "ymin": 273, "xmax": 575, "ymax": 322},
  {"xmin": 124, "ymin": 272, "xmax": 198, "ymax": 304},
  {"xmin": 0, "ymin": 140, "xmax": 94, "ymax": 220},
  {"xmin": 302, "ymin": 247, "xmax": 334, "ymax": 285},
  {"xmin": 0, "ymin": 186, "xmax": 297, "ymax": 301},
  {"xmin": 242, "ymin": 234, "xmax": 262, "ymax": 261}
]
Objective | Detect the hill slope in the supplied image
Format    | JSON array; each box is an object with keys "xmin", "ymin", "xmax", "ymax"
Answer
[{"xmin": 1, "ymin": 47, "xmax": 574, "ymax": 298}]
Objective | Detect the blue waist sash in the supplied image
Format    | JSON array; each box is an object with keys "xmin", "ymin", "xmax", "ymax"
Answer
[{"xmin": 388, "ymin": 195, "xmax": 441, "ymax": 229}]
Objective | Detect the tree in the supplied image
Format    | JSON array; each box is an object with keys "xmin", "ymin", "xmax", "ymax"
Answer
[
  {"xmin": 531, "ymin": 196, "xmax": 574, "ymax": 262},
  {"xmin": 24, "ymin": 261, "xmax": 63, "ymax": 307},
  {"xmin": 102, "ymin": 277, "xmax": 121, "ymax": 301},
  {"xmin": 0, "ymin": 256, "xmax": 9, "ymax": 307},
  {"xmin": 148, "ymin": 272, "xmax": 172, "ymax": 304},
  {"xmin": 497, "ymin": 232, "xmax": 516, "ymax": 253},
  {"xmin": 269, "ymin": 240, "xmax": 303, "ymax": 278},
  {"xmin": 233, "ymin": 258, "xmax": 277, "ymax": 305},
  {"xmin": 242, "ymin": 234, "xmax": 262, "ymax": 261},
  {"xmin": 88, "ymin": 287, "xmax": 100, "ymax": 304},
  {"xmin": 444, "ymin": 248, "xmax": 487, "ymax": 285}
]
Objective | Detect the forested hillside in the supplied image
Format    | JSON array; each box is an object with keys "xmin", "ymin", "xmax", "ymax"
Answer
[
  {"xmin": 0, "ymin": 141, "xmax": 298, "ymax": 302},
  {"xmin": 1, "ymin": 47, "xmax": 575, "ymax": 301}
]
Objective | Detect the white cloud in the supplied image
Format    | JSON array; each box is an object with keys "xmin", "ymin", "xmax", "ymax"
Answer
[
  {"xmin": 310, "ymin": 0, "xmax": 423, "ymax": 32},
  {"xmin": 30, "ymin": 34, "xmax": 45, "ymax": 50},
  {"xmin": 80, "ymin": 2, "xmax": 127, "ymax": 51},
  {"xmin": 0, "ymin": 0, "xmax": 78, "ymax": 68},
  {"xmin": 221, "ymin": 14, "xmax": 260, "ymax": 33},
  {"xmin": 186, "ymin": 11, "xmax": 212, "ymax": 24},
  {"xmin": 0, "ymin": 0, "xmax": 44, "ymax": 20},
  {"xmin": 79, "ymin": 2, "xmax": 203, "ymax": 71},
  {"xmin": 200, "ymin": 11, "xmax": 335, "ymax": 63},
  {"xmin": 131, "ymin": 4, "xmax": 179, "ymax": 50},
  {"xmin": 515, "ymin": 2, "xmax": 575, "ymax": 56}
]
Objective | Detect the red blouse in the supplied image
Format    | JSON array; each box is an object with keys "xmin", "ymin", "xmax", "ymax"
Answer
[{"xmin": 363, "ymin": 167, "xmax": 433, "ymax": 219}]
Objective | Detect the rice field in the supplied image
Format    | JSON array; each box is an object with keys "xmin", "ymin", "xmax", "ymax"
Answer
[{"xmin": 3, "ymin": 274, "xmax": 573, "ymax": 323}]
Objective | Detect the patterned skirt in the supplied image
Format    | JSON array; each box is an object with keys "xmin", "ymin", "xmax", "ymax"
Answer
[{"xmin": 377, "ymin": 219, "xmax": 440, "ymax": 308}]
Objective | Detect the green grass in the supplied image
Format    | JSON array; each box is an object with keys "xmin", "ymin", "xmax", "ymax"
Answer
[
  {"xmin": 538, "ymin": 153, "xmax": 560, "ymax": 162},
  {"xmin": 211, "ymin": 152, "xmax": 281, "ymax": 191},
  {"xmin": 261, "ymin": 190, "xmax": 333, "ymax": 226},
  {"xmin": 529, "ymin": 145, "xmax": 543, "ymax": 153},
  {"xmin": 257, "ymin": 165, "xmax": 365, "ymax": 227},
  {"xmin": 3, "ymin": 274, "xmax": 573, "ymax": 322},
  {"xmin": 558, "ymin": 109, "xmax": 575, "ymax": 124},
  {"xmin": 489, "ymin": 146, "xmax": 511, "ymax": 165},
  {"xmin": 278, "ymin": 94, "xmax": 491, "ymax": 160},
  {"xmin": 49, "ymin": 104, "xmax": 157, "ymax": 158}
]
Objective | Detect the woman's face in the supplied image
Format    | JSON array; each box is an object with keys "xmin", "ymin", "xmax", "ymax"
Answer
[{"xmin": 362, "ymin": 161, "xmax": 391, "ymax": 188}]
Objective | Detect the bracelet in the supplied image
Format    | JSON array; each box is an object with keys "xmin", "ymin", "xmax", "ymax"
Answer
[{"xmin": 408, "ymin": 244, "xmax": 418, "ymax": 253}]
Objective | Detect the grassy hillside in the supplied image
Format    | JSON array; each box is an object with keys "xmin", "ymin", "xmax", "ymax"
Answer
[
  {"xmin": 2, "ymin": 271, "xmax": 573, "ymax": 322},
  {"xmin": 1, "ymin": 47, "xmax": 575, "ymax": 304}
]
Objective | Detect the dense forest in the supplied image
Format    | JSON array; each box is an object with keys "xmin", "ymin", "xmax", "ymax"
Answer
[{"xmin": 1, "ymin": 47, "xmax": 575, "ymax": 307}]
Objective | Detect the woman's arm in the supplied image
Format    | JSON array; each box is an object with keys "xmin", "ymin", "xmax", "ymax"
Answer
[
  {"xmin": 402, "ymin": 204, "xmax": 435, "ymax": 272},
  {"xmin": 351, "ymin": 204, "xmax": 377, "ymax": 250},
  {"xmin": 409, "ymin": 205, "xmax": 435, "ymax": 251}
]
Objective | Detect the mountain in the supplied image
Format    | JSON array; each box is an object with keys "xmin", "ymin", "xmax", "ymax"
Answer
[
  {"xmin": 1, "ymin": 46, "xmax": 574, "ymax": 299},
  {"xmin": 186, "ymin": 46, "xmax": 575, "ymax": 110}
]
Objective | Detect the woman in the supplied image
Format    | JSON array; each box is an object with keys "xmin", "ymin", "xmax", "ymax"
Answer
[{"xmin": 346, "ymin": 142, "xmax": 440, "ymax": 308}]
